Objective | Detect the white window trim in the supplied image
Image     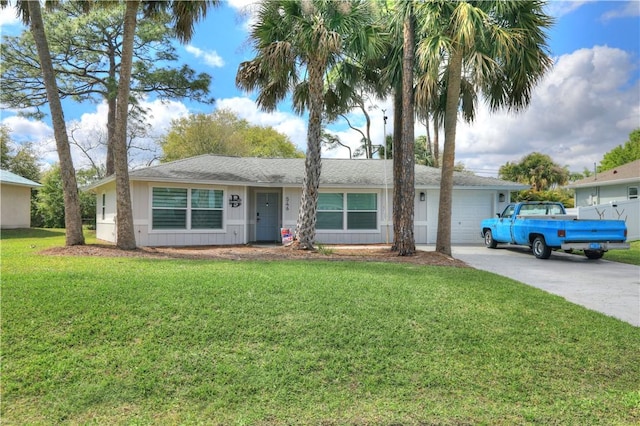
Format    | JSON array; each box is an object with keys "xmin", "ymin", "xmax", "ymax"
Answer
[
  {"xmin": 629, "ymin": 186, "xmax": 638, "ymax": 200},
  {"xmin": 149, "ymin": 184, "xmax": 226, "ymax": 233}
]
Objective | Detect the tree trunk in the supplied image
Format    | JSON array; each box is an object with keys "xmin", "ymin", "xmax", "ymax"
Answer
[
  {"xmin": 436, "ymin": 48, "xmax": 463, "ymax": 256},
  {"xmin": 27, "ymin": 0, "xmax": 84, "ymax": 246},
  {"xmin": 433, "ymin": 118, "xmax": 439, "ymax": 168},
  {"xmin": 294, "ymin": 59, "xmax": 324, "ymax": 250},
  {"xmin": 425, "ymin": 115, "xmax": 432, "ymax": 161},
  {"xmin": 397, "ymin": 5, "xmax": 416, "ymax": 256},
  {"xmin": 113, "ymin": 0, "xmax": 138, "ymax": 250},
  {"xmin": 106, "ymin": 46, "xmax": 117, "ymax": 176},
  {"xmin": 391, "ymin": 87, "xmax": 403, "ymax": 251}
]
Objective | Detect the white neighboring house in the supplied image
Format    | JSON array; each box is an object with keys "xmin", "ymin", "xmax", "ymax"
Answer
[
  {"xmin": 567, "ymin": 159, "xmax": 640, "ymax": 241},
  {"xmin": 0, "ymin": 169, "xmax": 42, "ymax": 229},
  {"xmin": 86, "ymin": 155, "xmax": 527, "ymax": 247}
]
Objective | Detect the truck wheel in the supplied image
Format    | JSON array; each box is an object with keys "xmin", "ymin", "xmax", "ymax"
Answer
[
  {"xmin": 532, "ymin": 236, "xmax": 551, "ymax": 259},
  {"xmin": 484, "ymin": 230, "xmax": 498, "ymax": 249},
  {"xmin": 584, "ymin": 250, "xmax": 604, "ymax": 260}
]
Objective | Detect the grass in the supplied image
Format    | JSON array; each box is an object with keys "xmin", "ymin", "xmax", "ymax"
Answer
[
  {"xmin": 603, "ymin": 240, "xmax": 640, "ymax": 265},
  {"xmin": 2, "ymin": 229, "xmax": 639, "ymax": 425}
]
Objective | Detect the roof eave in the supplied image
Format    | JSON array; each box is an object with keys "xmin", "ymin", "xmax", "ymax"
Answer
[{"xmin": 567, "ymin": 177, "xmax": 640, "ymax": 189}]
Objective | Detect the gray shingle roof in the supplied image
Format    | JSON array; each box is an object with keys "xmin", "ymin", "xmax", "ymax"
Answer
[
  {"xmin": 91, "ymin": 155, "xmax": 527, "ymax": 190},
  {"xmin": 567, "ymin": 159, "xmax": 640, "ymax": 188},
  {"xmin": 0, "ymin": 169, "xmax": 42, "ymax": 188}
]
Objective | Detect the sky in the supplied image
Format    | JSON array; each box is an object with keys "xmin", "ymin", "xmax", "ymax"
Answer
[{"xmin": 0, "ymin": 0, "xmax": 639, "ymax": 177}]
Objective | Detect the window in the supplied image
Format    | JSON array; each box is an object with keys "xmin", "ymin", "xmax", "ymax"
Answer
[
  {"xmin": 101, "ymin": 193, "xmax": 106, "ymax": 220},
  {"xmin": 317, "ymin": 193, "xmax": 343, "ymax": 229},
  {"xmin": 629, "ymin": 186, "xmax": 638, "ymax": 200},
  {"xmin": 152, "ymin": 187, "xmax": 223, "ymax": 230},
  {"xmin": 500, "ymin": 204, "xmax": 515, "ymax": 218},
  {"xmin": 317, "ymin": 192, "xmax": 377, "ymax": 230},
  {"xmin": 153, "ymin": 188, "xmax": 187, "ymax": 229},
  {"xmin": 191, "ymin": 189, "xmax": 223, "ymax": 229},
  {"xmin": 347, "ymin": 193, "xmax": 377, "ymax": 229}
]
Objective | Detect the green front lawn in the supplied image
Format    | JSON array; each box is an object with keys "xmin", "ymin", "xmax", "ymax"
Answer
[
  {"xmin": 2, "ymin": 229, "xmax": 639, "ymax": 424},
  {"xmin": 603, "ymin": 240, "xmax": 640, "ymax": 265}
]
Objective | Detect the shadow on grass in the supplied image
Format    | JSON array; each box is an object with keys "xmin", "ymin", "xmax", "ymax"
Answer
[{"xmin": 1, "ymin": 228, "xmax": 65, "ymax": 240}]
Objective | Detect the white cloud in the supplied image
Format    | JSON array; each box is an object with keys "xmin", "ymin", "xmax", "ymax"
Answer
[
  {"xmin": 544, "ymin": 1, "xmax": 588, "ymax": 18},
  {"xmin": 1, "ymin": 99, "xmax": 191, "ymax": 170},
  {"xmin": 0, "ymin": 5, "xmax": 21, "ymax": 27},
  {"xmin": 453, "ymin": 46, "xmax": 640, "ymax": 176},
  {"xmin": 602, "ymin": 0, "xmax": 640, "ymax": 21},
  {"xmin": 226, "ymin": 0, "xmax": 260, "ymax": 32},
  {"xmin": 0, "ymin": 115, "xmax": 56, "ymax": 168},
  {"xmin": 185, "ymin": 44, "xmax": 225, "ymax": 68}
]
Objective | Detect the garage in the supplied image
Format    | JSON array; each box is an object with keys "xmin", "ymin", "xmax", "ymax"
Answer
[
  {"xmin": 451, "ymin": 190, "xmax": 494, "ymax": 244},
  {"xmin": 424, "ymin": 188, "xmax": 500, "ymax": 245}
]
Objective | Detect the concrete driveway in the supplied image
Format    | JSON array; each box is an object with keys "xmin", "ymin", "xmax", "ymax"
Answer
[{"xmin": 438, "ymin": 245, "xmax": 640, "ymax": 327}]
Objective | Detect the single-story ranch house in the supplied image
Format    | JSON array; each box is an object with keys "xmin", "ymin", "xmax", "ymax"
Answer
[
  {"xmin": 87, "ymin": 155, "xmax": 527, "ymax": 247},
  {"xmin": 0, "ymin": 168, "xmax": 41, "ymax": 229}
]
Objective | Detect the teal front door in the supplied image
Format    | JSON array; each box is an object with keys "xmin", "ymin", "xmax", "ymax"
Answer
[{"xmin": 256, "ymin": 192, "xmax": 279, "ymax": 242}]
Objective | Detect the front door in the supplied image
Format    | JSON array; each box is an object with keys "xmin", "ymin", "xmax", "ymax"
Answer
[{"xmin": 256, "ymin": 192, "xmax": 279, "ymax": 242}]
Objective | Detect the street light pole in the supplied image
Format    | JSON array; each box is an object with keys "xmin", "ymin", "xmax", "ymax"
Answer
[{"xmin": 382, "ymin": 109, "xmax": 389, "ymax": 244}]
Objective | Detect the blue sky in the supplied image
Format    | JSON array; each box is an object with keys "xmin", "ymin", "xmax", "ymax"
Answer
[{"xmin": 1, "ymin": 0, "xmax": 639, "ymax": 176}]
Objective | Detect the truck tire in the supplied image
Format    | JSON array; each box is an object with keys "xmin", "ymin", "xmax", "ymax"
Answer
[
  {"xmin": 584, "ymin": 250, "xmax": 604, "ymax": 260},
  {"xmin": 532, "ymin": 236, "xmax": 551, "ymax": 259},
  {"xmin": 484, "ymin": 229, "xmax": 498, "ymax": 248}
]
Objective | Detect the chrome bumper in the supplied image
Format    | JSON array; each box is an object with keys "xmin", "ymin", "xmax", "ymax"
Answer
[{"xmin": 561, "ymin": 242, "xmax": 630, "ymax": 251}]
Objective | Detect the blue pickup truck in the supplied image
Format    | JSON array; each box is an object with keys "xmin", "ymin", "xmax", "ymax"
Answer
[{"xmin": 480, "ymin": 202, "xmax": 629, "ymax": 259}]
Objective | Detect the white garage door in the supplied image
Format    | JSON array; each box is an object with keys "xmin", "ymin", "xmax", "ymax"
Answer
[{"xmin": 451, "ymin": 191, "xmax": 493, "ymax": 244}]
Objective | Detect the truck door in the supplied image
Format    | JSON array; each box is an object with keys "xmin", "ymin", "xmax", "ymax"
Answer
[{"xmin": 494, "ymin": 204, "xmax": 515, "ymax": 242}]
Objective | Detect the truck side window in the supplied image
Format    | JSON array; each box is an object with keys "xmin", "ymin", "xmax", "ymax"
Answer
[
  {"xmin": 548, "ymin": 205, "xmax": 563, "ymax": 215},
  {"xmin": 501, "ymin": 205, "xmax": 515, "ymax": 219}
]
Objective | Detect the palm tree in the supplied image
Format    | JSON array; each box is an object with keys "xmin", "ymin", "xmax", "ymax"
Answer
[
  {"xmin": 236, "ymin": 0, "xmax": 383, "ymax": 250},
  {"xmin": 112, "ymin": 0, "xmax": 217, "ymax": 249},
  {"xmin": 415, "ymin": 0, "xmax": 553, "ymax": 256},
  {"xmin": 5, "ymin": 0, "xmax": 85, "ymax": 246}
]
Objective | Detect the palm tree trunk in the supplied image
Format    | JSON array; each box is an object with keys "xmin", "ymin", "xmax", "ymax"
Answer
[
  {"xmin": 295, "ymin": 59, "xmax": 324, "ymax": 250},
  {"xmin": 436, "ymin": 48, "xmax": 463, "ymax": 256},
  {"xmin": 391, "ymin": 87, "xmax": 403, "ymax": 251},
  {"xmin": 397, "ymin": 3, "xmax": 416, "ymax": 256},
  {"xmin": 113, "ymin": 0, "xmax": 138, "ymax": 250},
  {"xmin": 27, "ymin": 0, "xmax": 84, "ymax": 246}
]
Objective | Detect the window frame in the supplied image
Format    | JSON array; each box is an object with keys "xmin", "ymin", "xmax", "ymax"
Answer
[
  {"xmin": 629, "ymin": 186, "xmax": 638, "ymax": 200},
  {"xmin": 150, "ymin": 186, "xmax": 225, "ymax": 232},
  {"xmin": 316, "ymin": 191, "xmax": 379, "ymax": 232},
  {"xmin": 101, "ymin": 193, "xmax": 106, "ymax": 221}
]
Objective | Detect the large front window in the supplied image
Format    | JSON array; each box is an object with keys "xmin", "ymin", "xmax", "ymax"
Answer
[
  {"xmin": 152, "ymin": 187, "xmax": 223, "ymax": 230},
  {"xmin": 317, "ymin": 192, "xmax": 377, "ymax": 230}
]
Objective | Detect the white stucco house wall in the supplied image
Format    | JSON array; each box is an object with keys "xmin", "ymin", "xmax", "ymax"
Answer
[
  {"xmin": 0, "ymin": 169, "xmax": 42, "ymax": 229},
  {"xmin": 567, "ymin": 159, "xmax": 639, "ymax": 241},
  {"xmin": 86, "ymin": 155, "xmax": 527, "ymax": 247}
]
